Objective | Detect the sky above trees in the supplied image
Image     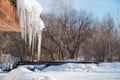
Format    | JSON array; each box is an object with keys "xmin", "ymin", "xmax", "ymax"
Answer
[
  {"xmin": 74, "ymin": 0, "xmax": 120, "ymax": 18},
  {"xmin": 39, "ymin": 0, "xmax": 120, "ymax": 19}
]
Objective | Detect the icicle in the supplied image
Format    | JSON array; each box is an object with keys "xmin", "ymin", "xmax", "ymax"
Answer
[
  {"xmin": 37, "ymin": 31, "xmax": 42, "ymax": 61},
  {"xmin": 28, "ymin": 26, "xmax": 32, "ymax": 51},
  {"xmin": 17, "ymin": 0, "xmax": 45, "ymax": 60}
]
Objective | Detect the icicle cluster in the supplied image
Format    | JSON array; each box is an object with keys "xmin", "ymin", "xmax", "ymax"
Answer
[{"xmin": 17, "ymin": 0, "xmax": 45, "ymax": 60}]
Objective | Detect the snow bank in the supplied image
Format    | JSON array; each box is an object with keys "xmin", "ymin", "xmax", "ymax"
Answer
[
  {"xmin": 43, "ymin": 62, "xmax": 120, "ymax": 73},
  {"xmin": 93, "ymin": 62, "xmax": 120, "ymax": 73},
  {"xmin": 34, "ymin": 65, "xmax": 46, "ymax": 70},
  {"xmin": 3, "ymin": 62, "xmax": 120, "ymax": 80},
  {"xmin": 15, "ymin": 62, "xmax": 120, "ymax": 73},
  {"xmin": 18, "ymin": 65, "xmax": 46, "ymax": 71},
  {"xmin": 43, "ymin": 63, "xmax": 91, "ymax": 72},
  {"xmin": 4, "ymin": 68, "xmax": 56, "ymax": 80},
  {"xmin": 18, "ymin": 65, "xmax": 35, "ymax": 71},
  {"xmin": 58, "ymin": 59, "xmax": 79, "ymax": 62}
]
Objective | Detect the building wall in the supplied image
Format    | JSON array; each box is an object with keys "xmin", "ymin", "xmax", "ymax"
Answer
[{"xmin": 0, "ymin": 0, "xmax": 20, "ymax": 32}]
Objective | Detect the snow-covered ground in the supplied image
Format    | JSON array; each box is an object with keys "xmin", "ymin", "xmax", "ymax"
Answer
[
  {"xmin": 0, "ymin": 62, "xmax": 120, "ymax": 80},
  {"xmin": 0, "ymin": 71, "xmax": 120, "ymax": 80}
]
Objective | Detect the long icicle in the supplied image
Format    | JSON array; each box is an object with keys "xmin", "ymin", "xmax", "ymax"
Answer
[
  {"xmin": 17, "ymin": 0, "xmax": 45, "ymax": 60},
  {"xmin": 37, "ymin": 31, "xmax": 42, "ymax": 61}
]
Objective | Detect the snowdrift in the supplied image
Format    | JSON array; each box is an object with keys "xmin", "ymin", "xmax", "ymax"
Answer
[
  {"xmin": 43, "ymin": 62, "xmax": 120, "ymax": 73},
  {"xmin": 4, "ymin": 68, "xmax": 55, "ymax": 80},
  {"xmin": 4, "ymin": 62, "xmax": 120, "ymax": 80}
]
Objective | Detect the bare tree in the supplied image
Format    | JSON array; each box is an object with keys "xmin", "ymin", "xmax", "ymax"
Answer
[
  {"xmin": 41, "ymin": 9, "xmax": 92, "ymax": 60},
  {"xmin": 82, "ymin": 15, "xmax": 120, "ymax": 62}
]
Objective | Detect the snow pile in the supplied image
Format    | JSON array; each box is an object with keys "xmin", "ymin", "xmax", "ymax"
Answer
[
  {"xmin": 4, "ymin": 68, "xmax": 56, "ymax": 80},
  {"xmin": 99, "ymin": 62, "xmax": 120, "ymax": 68},
  {"xmin": 92, "ymin": 62, "xmax": 120, "ymax": 73},
  {"xmin": 17, "ymin": 0, "xmax": 45, "ymax": 60},
  {"xmin": 43, "ymin": 63, "xmax": 93, "ymax": 72},
  {"xmin": 58, "ymin": 59, "xmax": 79, "ymax": 62},
  {"xmin": 2, "ymin": 62, "xmax": 120, "ymax": 80},
  {"xmin": 18, "ymin": 65, "xmax": 46, "ymax": 71},
  {"xmin": 43, "ymin": 62, "xmax": 120, "ymax": 73},
  {"xmin": 18, "ymin": 65, "xmax": 35, "ymax": 71},
  {"xmin": 34, "ymin": 65, "xmax": 46, "ymax": 70}
]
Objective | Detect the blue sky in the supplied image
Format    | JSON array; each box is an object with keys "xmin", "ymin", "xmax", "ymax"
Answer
[
  {"xmin": 74, "ymin": 0, "xmax": 120, "ymax": 18},
  {"xmin": 39, "ymin": 0, "xmax": 120, "ymax": 18}
]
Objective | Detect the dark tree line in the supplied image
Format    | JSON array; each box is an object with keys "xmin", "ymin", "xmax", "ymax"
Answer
[{"xmin": 40, "ymin": 12, "xmax": 120, "ymax": 62}]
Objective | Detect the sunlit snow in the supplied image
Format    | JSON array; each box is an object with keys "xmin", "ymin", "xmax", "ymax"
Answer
[{"xmin": 1, "ymin": 62, "xmax": 120, "ymax": 80}]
